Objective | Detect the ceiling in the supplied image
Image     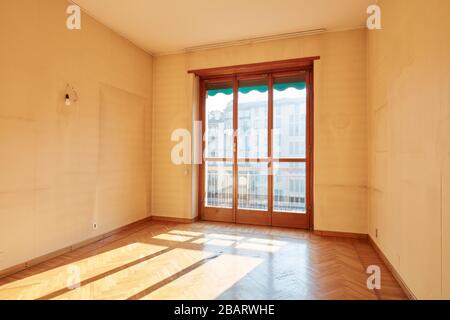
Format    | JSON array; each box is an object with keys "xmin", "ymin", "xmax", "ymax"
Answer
[{"xmin": 74, "ymin": 0, "xmax": 372, "ymax": 55}]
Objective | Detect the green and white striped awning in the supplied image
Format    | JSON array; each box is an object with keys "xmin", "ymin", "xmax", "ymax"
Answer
[{"xmin": 207, "ymin": 82, "xmax": 306, "ymax": 97}]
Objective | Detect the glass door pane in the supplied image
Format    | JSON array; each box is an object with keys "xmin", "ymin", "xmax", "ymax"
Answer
[
  {"xmin": 205, "ymin": 161, "xmax": 233, "ymax": 208},
  {"xmin": 273, "ymin": 75, "xmax": 307, "ymax": 159},
  {"xmin": 273, "ymin": 162, "xmax": 306, "ymax": 213},
  {"xmin": 205, "ymin": 82, "xmax": 234, "ymax": 159},
  {"xmin": 272, "ymin": 73, "xmax": 308, "ymax": 215},
  {"xmin": 237, "ymin": 77, "xmax": 269, "ymax": 215},
  {"xmin": 238, "ymin": 162, "xmax": 268, "ymax": 210},
  {"xmin": 238, "ymin": 78, "xmax": 268, "ymax": 160},
  {"xmin": 204, "ymin": 81, "xmax": 234, "ymax": 212}
]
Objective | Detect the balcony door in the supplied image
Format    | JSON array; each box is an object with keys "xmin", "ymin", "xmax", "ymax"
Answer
[{"xmin": 197, "ymin": 58, "xmax": 315, "ymax": 229}]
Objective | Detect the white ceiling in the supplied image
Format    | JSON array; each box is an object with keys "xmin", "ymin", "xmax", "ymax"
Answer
[{"xmin": 74, "ymin": 0, "xmax": 372, "ymax": 55}]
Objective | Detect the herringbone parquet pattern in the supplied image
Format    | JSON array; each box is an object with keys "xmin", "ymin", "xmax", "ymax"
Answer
[{"xmin": 0, "ymin": 221, "xmax": 407, "ymax": 300}]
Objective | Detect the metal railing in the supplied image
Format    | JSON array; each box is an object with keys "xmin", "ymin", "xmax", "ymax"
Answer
[{"xmin": 205, "ymin": 165, "xmax": 306, "ymax": 213}]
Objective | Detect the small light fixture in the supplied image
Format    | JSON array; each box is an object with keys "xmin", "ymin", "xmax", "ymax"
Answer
[
  {"xmin": 64, "ymin": 84, "xmax": 78, "ymax": 107},
  {"xmin": 65, "ymin": 93, "xmax": 71, "ymax": 106}
]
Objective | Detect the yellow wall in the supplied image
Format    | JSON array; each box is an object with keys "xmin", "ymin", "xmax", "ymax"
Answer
[
  {"xmin": 367, "ymin": 0, "xmax": 450, "ymax": 299},
  {"xmin": 1, "ymin": 0, "xmax": 448, "ymax": 300},
  {"xmin": 152, "ymin": 29, "xmax": 368, "ymax": 233},
  {"xmin": 0, "ymin": 0, "xmax": 153, "ymax": 270}
]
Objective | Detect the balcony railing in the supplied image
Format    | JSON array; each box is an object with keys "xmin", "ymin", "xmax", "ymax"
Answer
[{"xmin": 205, "ymin": 163, "xmax": 306, "ymax": 213}]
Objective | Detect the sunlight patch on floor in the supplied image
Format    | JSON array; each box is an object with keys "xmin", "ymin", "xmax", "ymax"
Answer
[
  {"xmin": 0, "ymin": 243, "xmax": 166, "ymax": 300},
  {"xmin": 141, "ymin": 254, "xmax": 262, "ymax": 300},
  {"xmin": 191, "ymin": 238, "xmax": 209, "ymax": 245},
  {"xmin": 235, "ymin": 242, "xmax": 281, "ymax": 253},
  {"xmin": 54, "ymin": 248, "xmax": 212, "ymax": 300},
  {"xmin": 153, "ymin": 234, "xmax": 194, "ymax": 242},
  {"xmin": 247, "ymin": 238, "xmax": 287, "ymax": 246},
  {"xmin": 206, "ymin": 233, "xmax": 244, "ymax": 241},
  {"xmin": 169, "ymin": 230, "xmax": 204, "ymax": 237},
  {"xmin": 191, "ymin": 237, "xmax": 236, "ymax": 247}
]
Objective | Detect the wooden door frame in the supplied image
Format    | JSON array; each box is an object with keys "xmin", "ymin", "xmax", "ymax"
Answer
[{"xmin": 191, "ymin": 56, "xmax": 319, "ymax": 230}]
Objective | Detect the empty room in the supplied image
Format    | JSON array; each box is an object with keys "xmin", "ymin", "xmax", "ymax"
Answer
[{"xmin": 0, "ymin": 0, "xmax": 449, "ymax": 308}]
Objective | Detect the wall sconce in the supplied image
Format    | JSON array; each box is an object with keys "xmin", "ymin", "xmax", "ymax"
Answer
[{"xmin": 64, "ymin": 84, "xmax": 78, "ymax": 106}]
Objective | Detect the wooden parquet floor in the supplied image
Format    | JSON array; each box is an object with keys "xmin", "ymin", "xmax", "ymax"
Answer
[{"xmin": 0, "ymin": 221, "xmax": 407, "ymax": 300}]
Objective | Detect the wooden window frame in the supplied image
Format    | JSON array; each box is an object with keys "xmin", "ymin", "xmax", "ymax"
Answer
[{"xmin": 190, "ymin": 56, "xmax": 319, "ymax": 230}]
